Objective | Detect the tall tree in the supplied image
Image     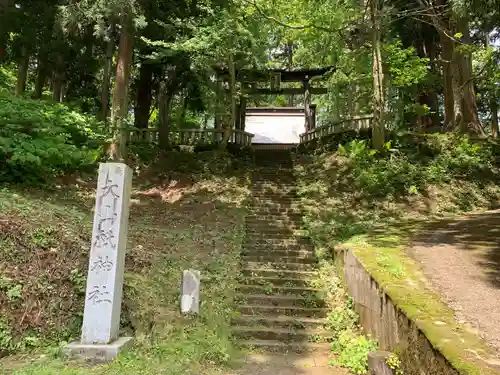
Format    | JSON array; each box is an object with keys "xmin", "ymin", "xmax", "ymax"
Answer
[
  {"xmin": 110, "ymin": 17, "xmax": 135, "ymax": 160},
  {"xmin": 369, "ymin": 0, "xmax": 385, "ymax": 148}
]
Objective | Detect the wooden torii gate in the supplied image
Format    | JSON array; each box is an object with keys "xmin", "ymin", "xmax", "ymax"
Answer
[{"xmin": 214, "ymin": 66, "xmax": 333, "ymax": 134}]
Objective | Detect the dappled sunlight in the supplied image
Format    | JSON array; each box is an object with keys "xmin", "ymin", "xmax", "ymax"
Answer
[{"xmin": 413, "ymin": 210, "xmax": 500, "ymax": 289}]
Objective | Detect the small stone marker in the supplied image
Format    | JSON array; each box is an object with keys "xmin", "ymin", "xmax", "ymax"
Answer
[
  {"xmin": 181, "ymin": 270, "xmax": 200, "ymax": 314},
  {"xmin": 64, "ymin": 163, "xmax": 133, "ymax": 363}
]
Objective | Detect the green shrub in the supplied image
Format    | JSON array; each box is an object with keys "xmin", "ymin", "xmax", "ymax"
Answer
[
  {"xmin": 0, "ymin": 318, "xmax": 15, "ymax": 355},
  {"xmin": 331, "ymin": 330, "xmax": 378, "ymax": 374},
  {"xmin": 337, "ymin": 133, "xmax": 498, "ymax": 198},
  {"xmin": 325, "ymin": 301, "xmax": 360, "ymax": 339},
  {"xmin": 0, "ymin": 90, "xmax": 105, "ymax": 182}
]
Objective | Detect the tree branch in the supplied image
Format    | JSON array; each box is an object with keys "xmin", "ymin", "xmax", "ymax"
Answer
[{"xmin": 243, "ymin": 0, "xmax": 342, "ymax": 35}]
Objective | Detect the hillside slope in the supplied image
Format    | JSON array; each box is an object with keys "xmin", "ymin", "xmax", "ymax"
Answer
[{"xmin": 0, "ymin": 151, "xmax": 251, "ymax": 375}]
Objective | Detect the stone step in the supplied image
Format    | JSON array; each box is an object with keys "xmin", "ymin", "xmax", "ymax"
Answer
[
  {"xmin": 245, "ymin": 226, "xmax": 302, "ymax": 234},
  {"xmin": 249, "ymin": 219, "xmax": 298, "ymax": 225},
  {"xmin": 250, "ymin": 203, "xmax": 300, "ymax": 209},
  {"xmin": 245, "ymin": 232, "xmax": 308, "ymax": 240},
  {"xmin": 253, "ymin": 170, "xmax": 294, "ymax": 175},
  {"xmin": 241, "ymin": 276, "xmax": 316, "ymax": 288},
  {"xmin": 250, "ymin": 203, "xmax": 298, "ymax": 209},
  {"xmin": 245, "ymin": 218, "xmax": 301, "ymax": 225},
  {"xmin": 243, "ymin": 240, "xmax": 311, "ymax": 248},
  {"xmin": 241, "ymin": 268, "xmax": 317, "ymax": 279},
  {"xmin": 246, "ymin": 213, "xmax": 303, "ymax": 221},
  {"xmin": 243, "ymin": 261, "xmax": 316, "ymax": 272},
  {"xmin": 252, "ymin": 182, "xmax": 295, "ymax": 186},
  {"xmin": 243, "ymin": 241, "xmax": 314, "ymax": 251},
  {"xmin": 251, "ymin": 188, "xmax": 297, "ymax": 193},
  {"xmin": 237, "ymin": 284, "xmax": 325, "ymax": 298},
  {"xmin": 237, "ymin": 304, "xmax": 328, "ymax": 318},
  {"xmin": 236, "ymin": 294, "xmax": 326, "ymax": 308},
  {"xmin": 232, "ymin": 315, "xmax": 326, "ymax": 330},
  {"xmin": 244, "ymin": 226, "xmax": 298, "ymax": 234},
  {"xmin": 231, "ymin": 326, "xmax": 331, "ymax": 343},
  {"xmin": 236, "ymin": 339, "xmax": 331, "ymax": 353},
  {"xmin": 245, "ymin": 223, "xmax": 302, "ymax": 229},
  {"xmin": 250, "ymin": 209, "xmax": 303, "ymax": 215},
  {"xmin": 249, "ymin": 238, "xmax": 311, "ymax": 246},
  {"xmin": 251, "ymin": 197, "xmax": 296, "ymax": 202},
  {"xmin": 246, "ymin": 219, "xmax": 303, "ymax": 226},
  {"xmin": 241, "ymin": 249, "xmax": 315, "ymax": 258},
  {"xmin": 241, "ymin": 255, "xmax": 317, "ymax": 264},
  {"xmin": 242, "ymin": 246, "xmax": 314, "ymax": 255},
  {"xmin": 250, "ymin": 194, "xmax": 296, "ymax": 199}
]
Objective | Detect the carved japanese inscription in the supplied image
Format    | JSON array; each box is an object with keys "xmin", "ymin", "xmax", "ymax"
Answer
[{"xmin": 81, "ymin": 163, "xmax": 132, "ymax": 345}]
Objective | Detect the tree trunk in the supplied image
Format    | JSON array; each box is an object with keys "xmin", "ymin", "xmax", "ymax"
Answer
[
  {"xmin": 0, "ymin": 0, "xmax": 11, "ymax": 62},
  {"xmin": 33, "ymin": 56, "xmax": 48, "ymax": 99},
  {"xmin": 451, "ymin": 48, "xmax": 463, "ymax": 129},
  {"xmin": 491, "ymin": 98, "xmax": 499, "ymax": 138},
  {"xmin": 456, "ymin": 17, "xmax": 483, "ymax": 135},
  {"xmin": 415, "ymin": 29, "xmax": 440, "ymax": 130},
  {"xmin": 220, "ymin": 57, "xmax": 236, "ymax": 147},
  {"xmin": 176, "ymin": 92, "xmax": 187, "ymax": 128},
  {"xmin": 110, "ymin": 20, "xmax": 134, "ymax": 161},
  {"xmin": 134, "ymin": 62, "xmax": 154, "ymax": 129},
  {"xmin": 425, "ymin": 37, "xmax": 440, "ymax": 129},
  {"xmin": 440, "ymin": 30, "xmax": 455, "ymax": 129},
  {"xmin": 99, "ymin": 33, "xmax": 115, "ymax": 121},
  {"xmin": 158, "ymin": 79, "xmax": 173, "ymax": 148},
  {"xmin": 15, "ymin": 46, "xmax": 29, "ymax": 95},
  {"xmin": 52, "ymin": 54, "xmax": 65, "ymax": 102},
  {"xmin": 370, "ymin": 0, "xmax": 385, "ymax": 149},
  {"xmin": 214, "ymin": 78, "xmax": 223, "ymax": 130},
  {"xmin": 287, "ymin": 40, "xmax": 294, "ymax": 107}
]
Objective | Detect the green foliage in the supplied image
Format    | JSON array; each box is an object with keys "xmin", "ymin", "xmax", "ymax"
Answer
[
  {"xmin": 386, "ymin": 353, "xmax": 404, "ymax": 375},
  {"xmin": 0, "ymin": 318, "xmax": 15, "ymax": 355},
  {"xmin": 337, "ymin": 133, "xmax": 498, "ymax": 198},
  {"xmin": 337, "ymin": 139, "xmax": 378, "ymax": 161},
  {"xmin": 331, "ymin": 330, "xmax": 378, "ymax": 374},
  {"xmin": 384, "ymin": 41, "xmax": 430, "ymax": 88},
  {"xmin": 0, "ymin": 66, "xmax": 17, "ymax": 90},
  {"xmin": 0, "ymin": 277, "xmax": 23, "ymax": 303},
  {"xmin": 69, "ymin": 269, "xmax": 87, "ymax": 295},
  {"xmin": 323, "ymin": 285, "xmax": 378, "ymax": 374},
  {"xmin": 0, "ymin": 90, "xmax": 105, "ymax": 183},
  {"xmin": 325, "ymin": 301, "xmax": 359, "ymax": 339}
]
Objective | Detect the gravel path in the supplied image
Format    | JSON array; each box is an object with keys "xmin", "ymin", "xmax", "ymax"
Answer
[{"xmin": 409, "ymin": 209, "xmax": 500, "ymax": 355}]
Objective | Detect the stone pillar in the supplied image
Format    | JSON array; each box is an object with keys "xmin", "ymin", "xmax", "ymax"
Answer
[
  {"xmin": 64, "ymin": 162, "xmax": 133, "ymax": 363},
  {"xmin": 181, "ymin": 270, "xmax": 201, "ymax": 314}
]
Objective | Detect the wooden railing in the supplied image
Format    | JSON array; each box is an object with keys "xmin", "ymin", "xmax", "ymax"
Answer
[
  {"xmin": 299, "ymin": 115, "xmax": 374, "ymax": 143},
  {"xmin": 115, "ymin": 127, "xmax": 254, "ymax": 147},
  {"xmin": 170, "ymin": 129, "xmax": 254, "ymax": 147}
]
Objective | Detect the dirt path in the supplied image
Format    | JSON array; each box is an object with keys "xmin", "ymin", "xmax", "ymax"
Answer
[
  {"xmin": 226, "ymin": 352, "xmax": 350, "ymax": 375},
  {"xmin": 408, "ymin": 209, "xmax": 500, "ymax": 355}
]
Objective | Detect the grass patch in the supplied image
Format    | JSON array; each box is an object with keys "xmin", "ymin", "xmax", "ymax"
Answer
[{"xmin": 0, "ymin": 151, "xmax": 251, "ymax": 375}]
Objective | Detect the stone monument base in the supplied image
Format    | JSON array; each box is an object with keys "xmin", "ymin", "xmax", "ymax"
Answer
[{"xmin": 63, "ymin": 336, "xmax": 134, "ymax": 363}]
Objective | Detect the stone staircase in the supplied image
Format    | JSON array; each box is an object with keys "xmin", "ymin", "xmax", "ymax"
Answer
[{"xmin": 232, "ymin": 149, "xmax": 330, "ymax": 352}]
